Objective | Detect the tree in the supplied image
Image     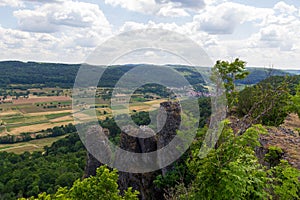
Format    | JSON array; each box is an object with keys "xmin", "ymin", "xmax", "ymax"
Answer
[
  {"xmin": 236, "ymin": 76, "xmax": 291, "ymax": 134},
  {"xmin": 271, "ymin": 160, "xmax": 300, "ymax": 200},
  {"xmin": 185, "ymin": 122, "xmax": 270, "ymax": 200},
  {"xmin": 20, "ymin": 166, "xmax": 139, "ymax": 200},
  {"xmin": 291, "ymin": 84, "xmax": 300, "ymax": 117},
  {"xmin": 211, "ymin": 58, "xmax": 249, "ymax": 110}
]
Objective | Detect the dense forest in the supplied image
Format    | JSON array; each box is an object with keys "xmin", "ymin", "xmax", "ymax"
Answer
[
  {"xmin": 0, "ymin": 61, "xmax": 293, "ymax": 89},
  {"xmin": 0, "ymin": 133, "xmax": 86, "ymax": 200}
]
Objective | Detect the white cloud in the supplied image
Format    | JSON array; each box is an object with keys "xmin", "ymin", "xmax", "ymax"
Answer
[
  {"xmin": 105, "ymin": 0, "xmax": 202, "ymax": 17},
  {"xmin": 0, "ymin": 0, "xmax": 23, "ymax": 7},
  {"xmin": 156, "ymin": 0, "xmax": 205, "ymax": 9},
  {"xmin": 119, "ymin": 20, "xmax": 216, "ymax": 52},
  {"xmin": 1, "ymin": 0, "xmax": 300, "ymax": 68},
  {"xmin": 257, "ymin": 25, "xmax": 295, "ymax": 51},
  {"xmin": 119, "ymin": 20, "xmax": 188, "ymax": 35},
  {"xmin": 0, "ymin": 26, "xmax": 98, "ymax": 63},
  {"xmin": 193, "ymin": 2, "xmax": 272, "ymax": 34},
  {"xmin": 249, "ymin": 2, "xmax": 300, "ymax": 52},
  {"xmin": 175, "ymin": 1, "xmax": 300, "ymax": 68},
  {"xmin": 0, "ymin": 1, "xmax": 113, "ymax": 63},
  {"xmin": 14, "ymin": 1, "xmax": 111, "ymax": 33},
  {"xmin": 274, "ymin": 1, "xmax": 297, "ymax": 14},
  {"xmin": 157, "ymin": 3, "xmax": 189, "ymax": 17},
  {"xmin": 105, "ymin": 0, "xmax": 157, "ymax": 14},
  {"xmin": 14, "ymin": 10, "xmax": 58, "ymax": 33}
]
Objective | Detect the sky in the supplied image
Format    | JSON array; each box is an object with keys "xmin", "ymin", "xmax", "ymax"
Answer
[{"xmin": 0, "ymin": 0, "xmax": 300, "ymax": 69}]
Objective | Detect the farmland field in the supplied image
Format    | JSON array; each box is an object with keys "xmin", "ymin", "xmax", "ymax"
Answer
[
  {"xmin": 0, "ymin": 94, "xmax": 74, "ymax": 135},
  {"xmin": 0, "ymin": 90, "xmax": 168, "ymax": 137},
  {"xmin": 0, "ymin": 135, "xmax": 67, "ymax": 154}
]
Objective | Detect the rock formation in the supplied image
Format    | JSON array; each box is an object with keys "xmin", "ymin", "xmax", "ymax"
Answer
[
  {"xmin": 83, "ymin": 101, "xmax": 182, "ymax": 200},
  {"xmin": 157, "ymin": 101, "xmax": 181, "ymax": 175},
  {"xmin": 83, "ymin": 126, "xmax": 110, "ymax": 178}
]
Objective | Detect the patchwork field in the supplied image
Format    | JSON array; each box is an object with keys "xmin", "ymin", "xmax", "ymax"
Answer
[
  {"xmin": 0, "ymin": 94, "xmax": 167, "ymax": 137},
  {"xmin": 13, "ymin": 95, "xmax": 71, "ymax": 105},
  {"xmin": 0, "ymin": 95, "xmax": 73, "ymax": 135}
]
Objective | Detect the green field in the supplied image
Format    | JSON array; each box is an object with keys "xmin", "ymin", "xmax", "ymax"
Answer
[
  {"xmin": 0, "ymin": 86, "xmax": 169, "ymax": 153},
  {"xmin": 45, "ymin": 112, "xmax": 72, "ymax": 119},
  {"xmin": 0, "ymin": 135, "xmax": 67, "ymax": 154}
]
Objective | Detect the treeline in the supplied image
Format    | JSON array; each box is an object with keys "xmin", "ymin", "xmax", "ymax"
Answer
[
  {"xmin": 0, "ymin": 123, "xmax": 76, "ymax": 144},
  {"xmin": 0, "ymin": 133, "xmax": 86, "ymax": 200},
  {"xmin": 0, "ymin": 61, "xmax": 79, "ymax": 89},
  {"xmin": 236, "ymin": 68, "xmax": 289, "ymax": 85},
  {"xmin": 1, "ymin": 61, "xmax": 289, "ymax": 90}
]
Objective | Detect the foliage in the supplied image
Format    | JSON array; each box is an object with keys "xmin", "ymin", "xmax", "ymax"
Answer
[
  {"xmin": 19, "ymin": 166, "xmax": 139, "ymax": 200},
  {"xmin": 163, "ymin": 122, "xmax": 300, "ymax": 200},
  {"xmin": 237, "ymin": 77, "xmax": 291, "ymax": 126},
  {"xmin": 211, "ymin": 58, "xmax": 249, "ymax": 108},
  {"xmin": 198, "ymin": 97, "xmax": 211, "ymax": 128},
  {"xmin": 291, "ymin": 84, "xmax": 300, "ymax": 117},
  {"xmin": 154, "ymin": 157, "xmax": 193, "ymax": 190},
  {"xmin": 131, "ymin": 111, "xmax": 151, "ymax": 126},
  {"xmin": 0, "ymin": 133, "xmax": 86, "ymax": 200},
  {"xmin": 154, "ymin": 127, "xmax": 210, "ymax": 193},
  {"xmin": 0, "ymin": 61, "xmax": 79, "ymax": 89},
  {"xmin": 185, "ymin": 123, "xmax": 270, "ymax": 200},
  {"xmin": 259, "ymin": 75, "xmax": 300, "ymax": 95},
  {"xmin": 270, "ymin": 160, "xmax": 300, "ymax": 200},
  {"xmin": 265, "ymin": 146, "xmax": 284, "ymax": 167},
  {"xmin": 0, "ymin": 61, "xmax": 206, "ymax": 90}
]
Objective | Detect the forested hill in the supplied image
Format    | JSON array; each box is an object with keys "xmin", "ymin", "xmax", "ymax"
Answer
[
  {"xmin": 236, "ymin": 68, "xmax": 289, "ymax": 85},
  {"xmin": 0, "ymin": 61, "xmax": 80, "ymax": 88},
  {"xmin": 285, "ymin": 70, "xmax": 300, "ymax": 75},
  {"xmin": 0, "ymin": 61, "xmax": 292, "ymax": 89}
]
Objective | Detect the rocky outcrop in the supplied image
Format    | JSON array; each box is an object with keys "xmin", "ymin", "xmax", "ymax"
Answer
[
  {"xmin": 229, "ymin": 113, "xmax": 300, "ymax": 169},
  {"xmin": 83, "ymin": 101, "xmax": 182, "ymax": 200},
  {"xmin": 116, "ymin": 125, "xmax": 161, "ymax": 200},
  {"xmin": 256, "ymin": 126, "xmax": 300, "ymax": 169},
  {"xmin": 157, "ymin": 101, "xmax": 181, "ymax": 176},
  {"xmin": 252, "ymin": 113, "xmax": 300, "ymax": 169},
  {"xmin": 83, "ymin": 126, "xmax": 110, "ymax": 178},
  {"xmin": 84, "ymin": 152, "xmax": 102, "ymax": 178}
]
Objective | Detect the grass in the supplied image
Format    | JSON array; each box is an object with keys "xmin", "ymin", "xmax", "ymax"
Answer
[
  {"xmin": 6, "ymin": 119, "xmax": 49, "ymax": 128},
  {"xmin": 0, "ymin": 135, "xmax": 67, "ymax": 154},
  {"xmin": 111, "ymin": 105, "xmax": 127, "ymax": 110},
  {"xmin": 9, "ymin": 121, "xmax": 74, "ymax": 134},
  {"xmin": 2, "ymin": 115, "xmax": 47, "ymax": 124},
  {"xmin": 0, "ymin": 146, "xmax": 12, "ymax": 150},
  {"xmin": 0, "ymin": 126, "xmax": 6, "ymax": 133},
  {"xmin": 45, "ymin": 112, "xmax": 71, "ymax": 120}
]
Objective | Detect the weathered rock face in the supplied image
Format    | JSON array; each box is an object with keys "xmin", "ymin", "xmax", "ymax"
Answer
[
  {"xmin": 84, "ymin": 152, "xmax": 101, "ymax": 178},
  {"xmin": 83, "ymin": 126, "xmax": 110, "ymax": 178},
  {"xmin": 157, "ymin": 101, "xmax": 181, "ymax": 176},
  {"xmin": 117, "ymin": 125, "xmax": 161, "ymax": 199},
  {"xmin": 83, "ymin": 101, "xmax": 181, "ymax": 200},
  {"xmin": 256, "ymin": 126, "xmax": 300, "ymax": 169},
  {"xmin": 118, "ymin": 170, "xmax": 162, "ymax": 200}
]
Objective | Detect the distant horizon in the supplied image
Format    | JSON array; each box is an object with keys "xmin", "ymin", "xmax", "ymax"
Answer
[{"xmin": 0, "ymin": 59, "xmax": 299, "ymax": 70}]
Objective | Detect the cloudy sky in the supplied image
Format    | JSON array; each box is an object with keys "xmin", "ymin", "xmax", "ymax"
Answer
[{"xmin": 0, "ymin": 0, "xmax": 300, "ymax": 69}]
